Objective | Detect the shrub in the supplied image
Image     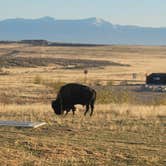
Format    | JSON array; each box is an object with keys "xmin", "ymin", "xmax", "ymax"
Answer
[
  {"xmin": 106, "ymin": 80, "xmax": 114, "ymax": 86},
  {"xmin": 44, "ymin": 81, "xmax": 65, "ymax": 92},
  {"xmin": 96, "ymin": 88, "xmax": 134, "ymax": 104},
  {"xmin": 33, "ymin": 75, "xmax": 43, "ymax": 84}
]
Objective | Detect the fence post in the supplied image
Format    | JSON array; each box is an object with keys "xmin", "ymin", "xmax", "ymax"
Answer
[{"xmin": 84, "ymin": 69, "xmax": 88, "ymax": 84}]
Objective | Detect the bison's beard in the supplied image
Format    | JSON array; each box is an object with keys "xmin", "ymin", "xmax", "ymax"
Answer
[{"xmin": 51, "ymin": 100, "xmax": 63, "ymax": 115}]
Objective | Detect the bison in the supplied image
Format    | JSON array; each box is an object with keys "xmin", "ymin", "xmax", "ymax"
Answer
[{"xmin": 52, "ymin": 83, "xmax": 96, "ymax": 116}]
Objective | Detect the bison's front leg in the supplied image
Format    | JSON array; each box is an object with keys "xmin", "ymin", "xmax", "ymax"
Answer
[
  {"xmin": 64, "ymin": 110, "xmax": 69, "ymax": 116},
  {"xmin": 72, "ymin": 106, "xmax": 76, "ymax": 115}
]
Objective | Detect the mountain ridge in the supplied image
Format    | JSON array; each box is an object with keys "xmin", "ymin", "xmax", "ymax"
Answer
[{"xmin": 0, "ymin": 17, "xmax": 166, "ymax": 45}]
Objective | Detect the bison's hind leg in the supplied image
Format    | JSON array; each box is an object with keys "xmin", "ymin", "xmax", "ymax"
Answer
[
  {"xmin": 84, "ymin": 104, "xmax": 90, "ymax": 116},
  {"xmin": 90, "ymin": 103, "xmax": 94, "ymax": 116},
  {"xmin": 90, "ymin": 97, "xmax": 96, "ymax": 116},
  {"xmin": 84, "ymin": 103, "xmax": 94, "ymax": 116}
]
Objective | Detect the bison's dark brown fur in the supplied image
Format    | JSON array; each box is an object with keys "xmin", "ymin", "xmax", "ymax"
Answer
[{"xmin": 52, "ymin": 83, "xmax": 96, "ymax": 116}]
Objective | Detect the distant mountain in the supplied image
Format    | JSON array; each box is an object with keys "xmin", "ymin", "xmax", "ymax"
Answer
[{"xmin": 0, "ymin": 16, "xmax": 166, "ymax": 45}]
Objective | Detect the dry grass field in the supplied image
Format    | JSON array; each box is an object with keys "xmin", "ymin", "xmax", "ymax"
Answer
[{"xmin": 0, "ymin": 43, "xmax": 166, "ymax": 165}]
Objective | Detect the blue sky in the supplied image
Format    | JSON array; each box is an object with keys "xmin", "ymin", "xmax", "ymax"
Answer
[{"xmin": 0, "ymin": 0, "xmax": 166, "ymax": 27}]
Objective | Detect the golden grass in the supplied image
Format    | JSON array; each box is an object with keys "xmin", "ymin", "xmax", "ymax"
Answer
[
  {"xmin": 0, "ymin": 44, "xmax": 166, "ymax": 165},
  {"xmin": 0, "ymin": 103, "xmax": 165, "ymax": 165},
  {"xmin": 0, "ymin": 103, "xmax": 165, "ymax": 122},
  {"xmin": 1, "ymin": 44, "xmax": 166, "ymax": 83}
]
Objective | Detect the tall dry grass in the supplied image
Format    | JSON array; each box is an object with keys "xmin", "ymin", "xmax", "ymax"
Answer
[{"xmin": 0, "ymin": 103, "xmax": 165, "ymax": 122}]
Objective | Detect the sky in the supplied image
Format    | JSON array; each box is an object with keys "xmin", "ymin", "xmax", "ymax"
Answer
[{"xmin": 0, "ymin": 0, "xmax": 166, "ymax": 27}]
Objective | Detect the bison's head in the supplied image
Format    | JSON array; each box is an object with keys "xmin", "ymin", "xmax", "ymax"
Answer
[{"xmin": 51, "ymin": 100, "xmax": 63, "ymax": 115}]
